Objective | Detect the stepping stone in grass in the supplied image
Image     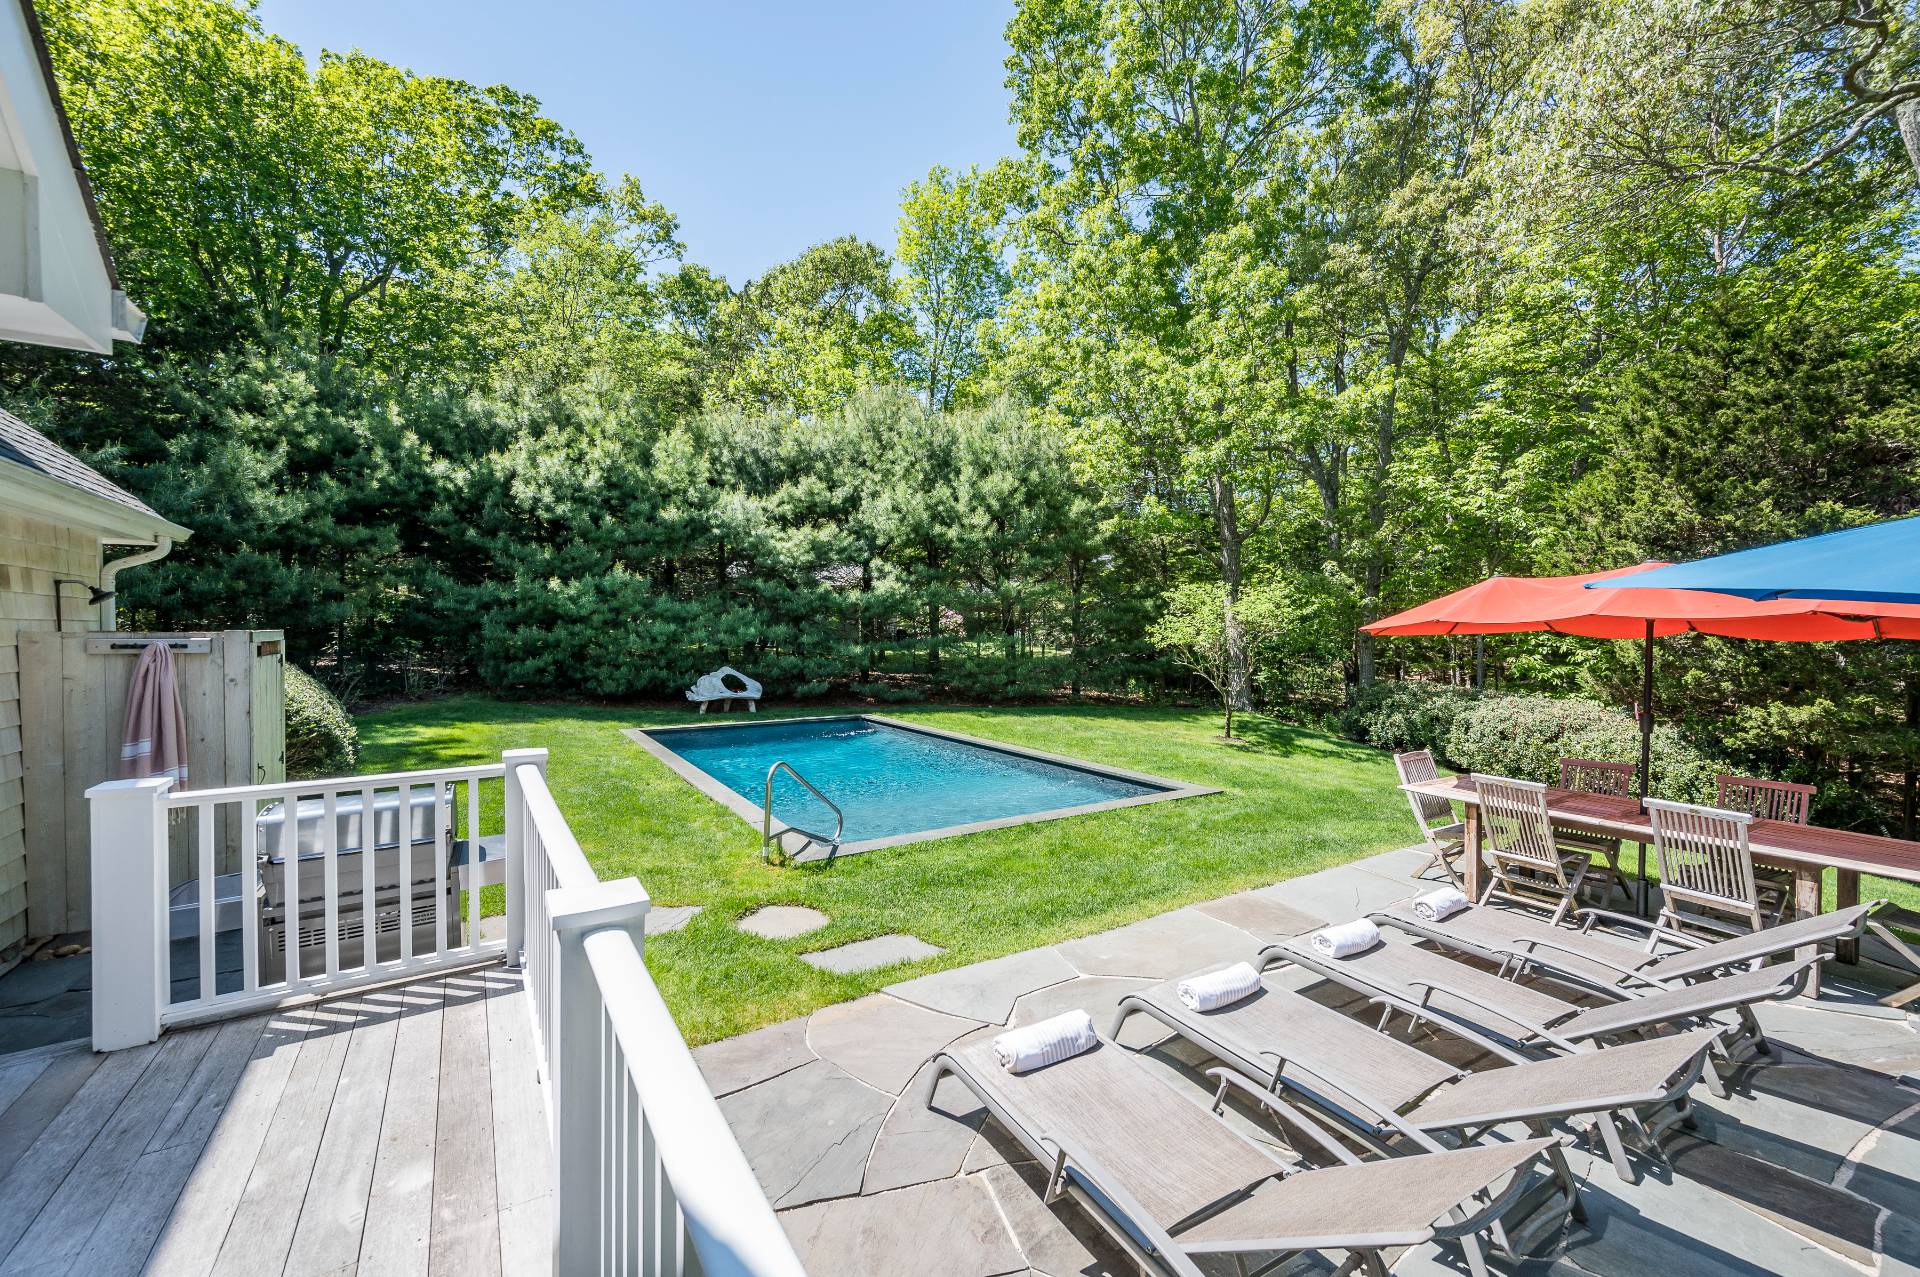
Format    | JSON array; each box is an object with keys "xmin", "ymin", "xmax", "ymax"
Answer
[
  {"xmin": 739, "ymin": 905, "xmax": 831, "ymax": 939},
  {"xmin": 801, "ymin": 934, "xmax": 944, "ymax": 974},
  {"xmin": 648, "ymin": 905, "xmax": 701, "ymax": 934}
]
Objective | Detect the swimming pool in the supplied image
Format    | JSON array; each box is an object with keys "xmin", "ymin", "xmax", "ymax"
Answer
[{"xmin": 628, "ymin": 715, "xmax": 1215, "ymax": 859}]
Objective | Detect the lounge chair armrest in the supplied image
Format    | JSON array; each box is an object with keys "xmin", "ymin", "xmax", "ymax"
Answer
[
  {"xmin": 1036, "ymin": 1133, "xmax": 1210, "ymax": 1277},
  {"xmin": 1426, "ymin": 1139, "xmax": 1576, "ymax": 1243},
  {"xmin": 1362, "ymin": 994, "xmax": 1530, "ymax": 1065},
  {"xmin": 1405, "ymin": 977, "xmax": 1580, "ymax": 1053},
  {"xmin": 1574, "ymin": 907, "xmax": 1701, "ymax": 953},
  {"xmin": 1776, "ymin": 953, "xmax": 1828, "ymax": 998},
  {"xmin": 1206, "ymin": 1067, "xmax": 1366, "ymax": 1166},
  {"xmin": 1254, "ymin": 942, "xmax": 1290, "ymax": 971},
  {"xmin": 1494, "ymin": 938, "xmax": 1670, "ymax": 992}
]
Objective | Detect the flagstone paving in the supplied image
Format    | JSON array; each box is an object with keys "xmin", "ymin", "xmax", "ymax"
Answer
[
  {"xmin": 737, "ymin": 904, "xmax": 831, "ymax": 938},
  {"xmin": 800, "ymin": 933, "xmax": 944, "ymax": 973},
  {"xmin": 692, "ymin": 846, "xmax": 1920, "ymax": 1277}
]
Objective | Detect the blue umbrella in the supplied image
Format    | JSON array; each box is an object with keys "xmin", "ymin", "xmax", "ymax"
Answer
[{"xmin": 1599, "ymin": 514, "xmax": 1920, "ymax": 603}]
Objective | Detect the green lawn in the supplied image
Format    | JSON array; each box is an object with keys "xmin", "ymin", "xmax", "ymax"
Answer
[{"xmin": 353, "ymin": 698, "xmax": 1416, "ymax": 1043}]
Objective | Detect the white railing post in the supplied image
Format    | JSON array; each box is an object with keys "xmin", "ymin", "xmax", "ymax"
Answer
[
  {"xmin": 88, "ymin": 777, "xmax": 174, "ymax": 1052},
  {"xmin": 548, "ymin": 877, "xmax": 650, "ymax": 1275},
  {"xmin": 502, "ymin": 747, "xmax": 548, "ymax": 969}
]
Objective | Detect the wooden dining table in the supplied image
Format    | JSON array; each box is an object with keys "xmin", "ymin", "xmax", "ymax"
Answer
[{"xmin": 1401, "ymin": 772, "xmax": 1920, "ymax": 995}]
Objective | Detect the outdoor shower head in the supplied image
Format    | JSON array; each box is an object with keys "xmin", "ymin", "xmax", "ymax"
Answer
[{"xmin": 53, "ymin": 579, "xmax": 116, "ymax": 631}]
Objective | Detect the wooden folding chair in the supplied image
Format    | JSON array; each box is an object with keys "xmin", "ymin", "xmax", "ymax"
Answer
[
  {"xmin": 1471, "ymin": 774, "xmax": 1592, "ymax": 925},
  {"xmin": 1645, "ymin": 798, "xmax": 1766, "ymax": 937},
  {"xmin": 1397, "ymin": 750, "xmax": 1468, "ymax": 886},
  {"xmin": 1716, "ymin": 774, "xmax": 1816, "ymax": 923},
  {"xmin": 1557, "ymin": 758, "xmax": 1636, "ymax": 904}
]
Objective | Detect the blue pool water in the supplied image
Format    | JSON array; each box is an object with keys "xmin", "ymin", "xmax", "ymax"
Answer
[{"xmin": 646, "ymin": 717, "xmax": 1167, "ymax": 843}]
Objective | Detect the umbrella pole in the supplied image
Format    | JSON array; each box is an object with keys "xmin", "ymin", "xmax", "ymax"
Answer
[{"xmin": 1638, "ymin": 620, "xmax": 1654, "ymax": 801}]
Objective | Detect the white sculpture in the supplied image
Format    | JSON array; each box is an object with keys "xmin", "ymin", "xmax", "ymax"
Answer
[{"xmin": 685, "ymin": 666, "xmax": 762, "ymax": 713}]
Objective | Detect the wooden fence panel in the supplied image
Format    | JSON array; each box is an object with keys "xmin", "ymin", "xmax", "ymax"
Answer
[{"xmin": 21, "ymin": 630, "xmax": 284, "ymax": 934}]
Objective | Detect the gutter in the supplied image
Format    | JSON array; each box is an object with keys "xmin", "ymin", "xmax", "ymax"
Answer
[{"xmin": 97, "ymin": 536, "xmax": 173, "ymax": 630}]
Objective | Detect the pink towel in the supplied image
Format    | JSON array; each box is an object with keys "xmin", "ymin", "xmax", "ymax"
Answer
[{"xmin": 119, "ymin": 642, "xmax": 189, "ymax": 787}]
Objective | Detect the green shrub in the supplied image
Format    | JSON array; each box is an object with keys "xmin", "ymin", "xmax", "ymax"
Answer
[
  {"xmin": 1444, "ymin": 694, "xmax": 1722, "ymax": 802},
  {"xmin": 285, "ymin": 665, "xmax": 359, "ymax": 779},
  {"xmin": 1339, "ymin": 682, "xmax": 1481, "ymax": 756}
]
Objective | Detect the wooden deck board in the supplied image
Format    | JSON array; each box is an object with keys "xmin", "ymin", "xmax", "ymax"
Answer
[
  {"xmin": 1, "ymin": 1023, "xmax": 219, "ymax": 1274},
  {"xmin": 357, "ymin": 980, "xmax": 447, "ymax": 1277},
  {"xmin": 209, "ymin": 993, "xmax": 363, "ymax": 1276},
  {"xmin": 285, "ymin": 986, "xmax": 403, "ymax": 1277},
  {"xmin": 0, "ymin": 964, "xmax": 547, "ymax": 1277},
  {"xmin": 0, "ymin": 1048, "xmax": 96, "ymax": 1172},
  {"xmin": 0, "ymin": 1038, "xmax": 162, "ymax": 1258},
  {"xmin": 484, "ymin": 965, "xmax": 551, "ymax": 1269},
  {"xmin": 428, "ymin": 971, "xmax": 503, "ymax": 1276},
  {"xmin": 145, "ymin": 1008, "xmax": 319, "ymax": 1275}
]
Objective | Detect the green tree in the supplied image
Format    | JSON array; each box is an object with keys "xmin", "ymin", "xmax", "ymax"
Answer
[
  {"xmin": 897, "ymin": 164, "xmax": 1013, "ymax": 408},
  {"xmin": 40, "ymin": 0, "xmax": 594, "ymax": 366},
  {"xmin": 1003, "ymin": 0, "xmax": 1359, "ymax": 713},
  {"xmin": 713, "ymin": 238, "xmax": 913, "ymax": 415},
  {"xmin": 1150, "ymin": 581, "xmax": 1289, "ymax": 739}
]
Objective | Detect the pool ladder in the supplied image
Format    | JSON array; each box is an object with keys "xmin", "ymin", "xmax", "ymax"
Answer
[{"xmin": 763, "ymin": 760, "xmax": 845, "ymax": 864}]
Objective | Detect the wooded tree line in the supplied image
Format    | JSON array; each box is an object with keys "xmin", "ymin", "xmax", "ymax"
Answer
[{"xmin": 10, "ymin": 0, "xmax": 1920, "ymax": 826}]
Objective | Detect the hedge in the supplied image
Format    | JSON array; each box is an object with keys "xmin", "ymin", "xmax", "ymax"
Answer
[
  {"xmin": 1343, "ymin": 683, "xmax": 1722, "ymax": 802},
  {"xmin": 285, "ymin": 665, "xmax": 359, "ymax": 780}
]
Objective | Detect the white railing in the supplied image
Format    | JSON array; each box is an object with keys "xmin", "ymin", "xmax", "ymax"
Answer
[
  {"xmin": 505, "ymin": 754, "xmax": 805, "ymax": 1277},
  {"xmin": 89, "ymin": 750, "xmax": 802, "ymax": 1276},
  {"xmin": 89, "ymin": 761, "xmax": 509, "ymax": 1048}
]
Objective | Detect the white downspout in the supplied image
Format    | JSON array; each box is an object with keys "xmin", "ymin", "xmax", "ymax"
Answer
[{"xmin": 97, "ymin": 536, "xmax": 173, "ymax": 631}]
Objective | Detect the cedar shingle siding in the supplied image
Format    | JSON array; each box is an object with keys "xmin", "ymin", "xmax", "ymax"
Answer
[{"xmin": 0, "ymin": 511, "xmax": 99, "ymax": 954}]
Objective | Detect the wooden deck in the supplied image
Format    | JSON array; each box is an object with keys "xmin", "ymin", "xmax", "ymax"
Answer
[{"xmin": 0, "ymin": 964, "xmax": 551, "ymax": 1276}]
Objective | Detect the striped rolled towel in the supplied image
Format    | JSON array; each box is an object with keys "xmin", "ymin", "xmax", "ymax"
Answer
[
  {"xmin": 1176, "ymin": 962, "xmax": 1262, "ymax": 1012},
  {"xmin": 992, "ymin": 1010, "xmax": 1097, "ymax": 1074},
  {"xmin": 1412, "ymin": 887, "xmax": 1471, "ymax": 922},
  {"xmin": 1310, "ymin": 919, "xmax": 1381, "ymax": 959}
]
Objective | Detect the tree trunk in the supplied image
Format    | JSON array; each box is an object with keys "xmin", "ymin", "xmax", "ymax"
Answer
[
  {"xmin": 1897, "ymin": 99, "xmax": 1920, "ymax": 185},
  {"xmin": 1355, "ymin": 322, "xmax": 1412, "ymax": 688},
  {"xmin": 1207, "ymin": 473, "xmax": 1254, "ymax": 718}
]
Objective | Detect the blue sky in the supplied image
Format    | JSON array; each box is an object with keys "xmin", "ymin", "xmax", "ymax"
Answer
[{"xmin": 254, "ymin": 0, "xmax": 1020, "ymax": 285}]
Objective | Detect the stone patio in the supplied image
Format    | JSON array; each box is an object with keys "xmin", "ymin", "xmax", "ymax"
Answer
[{"xmin": 693, "ymin": 847, "xmax": 1920, "ymax": 1277}]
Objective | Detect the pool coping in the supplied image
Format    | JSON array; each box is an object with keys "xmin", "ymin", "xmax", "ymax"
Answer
[{"xmin": 620, "ymin": 713, "xmax": 1222, "ymax": 863}]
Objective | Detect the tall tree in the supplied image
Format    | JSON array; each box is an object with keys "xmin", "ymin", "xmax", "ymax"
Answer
[
  {"xmin": 1003, "ymin": 0, "xmax": 1359, "ymax": 712},
  {"xmin": 712, "ymin": 237, "xmax": 913, "ymax": 415},
  {"xmin": 41, "ymin": 0, "xmax": 594, "ymax": 367},
  {"xmin": 1522, "ymin": 0, "xmax": 1920, "ymax": 194},
  {"xmin": 896, "ymin": 164, "xmax": 1014, "ymax": 409}
]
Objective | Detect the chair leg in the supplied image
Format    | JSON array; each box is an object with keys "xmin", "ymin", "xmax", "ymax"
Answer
[
  {"xmin": 1458, "ymin": 1232, "xmax": 1491, "ymax": 1277},
  {"xmin": 1596, "ymin": 1113, "xmax": 1638, "ymax": 1184}
]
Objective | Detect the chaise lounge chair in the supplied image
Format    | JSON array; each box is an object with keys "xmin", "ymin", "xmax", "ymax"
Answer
[
  {"xmin": 1262, "ymin": 930, "xmax": 1820, "ymax": 1085},
  {"xmin": 1373, "ymin": 898, "xmax": 1889, "ymax": 995},
  {"xmin": 1111, "ymin": 971, "xmax": 1716, "ymax": 1182},
  {"xmin": 927, "ymin": 1031, "xmax": 1580, "ymax": 1277}
]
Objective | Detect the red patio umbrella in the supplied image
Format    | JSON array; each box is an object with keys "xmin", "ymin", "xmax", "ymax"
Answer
[{"xmin": 1363, "ymin": 563, "xmax": 1884, "ymax": 794}]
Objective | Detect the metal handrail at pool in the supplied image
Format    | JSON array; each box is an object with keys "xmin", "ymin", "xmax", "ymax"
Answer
[{"xmin": 763, "ymin": 758, "xmax": 844, "ymax": 863}]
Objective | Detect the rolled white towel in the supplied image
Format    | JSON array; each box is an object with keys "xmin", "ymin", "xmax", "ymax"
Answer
[
  {"xmin": 1176, "ymin": 962, "xmax": 1262, "ymax": 1012},
  {"xmin": 1310, "ymin": 919, "xmax": 1381, "ymax": 959},
  {"xmin": 992, "ymin": 1010, "xmax": 1098, "ymax": 1074},
  {"xmin": 1412, "ymin": 887, "xmax": 1471, "ymax": 923}
]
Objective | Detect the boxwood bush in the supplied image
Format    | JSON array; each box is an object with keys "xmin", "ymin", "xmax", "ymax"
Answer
[
  {"xmin": 285, "ymin": 665, "xmax": 359, "ymax": 779},
  {"xmin": 1343, "ymin": 682, "xmax": 1722, "ymax": 802},
  {"xmin": 1338, "ymin": 682, "xmax": 1481, "ymax": 756},
  {"xmin": 1444, "ymin": 694, "xmax": 1721, "ymax": 802}
]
